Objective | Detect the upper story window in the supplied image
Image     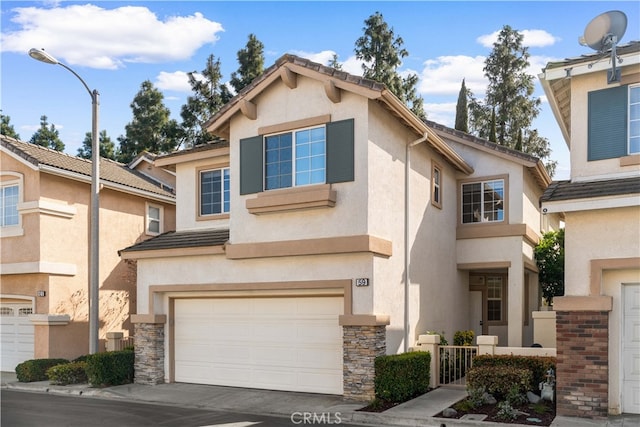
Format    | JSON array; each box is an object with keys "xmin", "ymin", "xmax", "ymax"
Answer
[
  {"xmin": 629, "ymin": 84, "xmax": 639, "ymax": 155},
  {"xmin": 432, "ymin": 162, "xmax": 442, "ymax": 209},
  {"xmin": 588, "ymin": 83, "xmax": 640, "ymax": 161},
  {"xmin": 239, "ymin": 118, "xmax": 354, "ymax": 195},
  {"xmin": 146, "ymin": 203, "xmax": 163, "ymax": 236},
  {"xmin": 265, "ymin": 126, "xmax": 326, "ymax": 190},
  {"xmin": 200, "ymin": 167, "xmax": 230, "ymax": 216},
  {"xmin": 1, "ymin": 184, "xmax": 19, "ymax": 227},
  {"xmin": 461, "ymin": 179, "xmax": 504, "ymax": 224}
]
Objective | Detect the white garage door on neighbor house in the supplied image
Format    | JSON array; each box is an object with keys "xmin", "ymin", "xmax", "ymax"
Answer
[
  {"xmin": 174, "ymin": 296, "xmax": 343, "ymax": 394},
  {"xmin": 0, "ymin": 302, "xmax": 34, "ymax": 371}
]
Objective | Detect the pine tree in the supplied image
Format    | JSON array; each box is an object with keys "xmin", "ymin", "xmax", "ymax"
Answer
[
  {"xmin": 29, "ymin": 115, "xmax": 64, "ymax": 151},
  {"xmin": 180, "ymin": 54, "xmax": 233, "ymax": 147},
  {"xmin": 328, "ymin": 54, "xmax": 343, "ymax": 70},
  {"xmin": 484, "ymin": 25, "xmax": 540, "ymax": 147},
  {"xmin": 229, "ymin": 34, "xmax": 265, "ymax": 94},
  {"xmin": 454, "ymin": 79, "xmax": 469, "ymax": 132},
  {"xmin": 77, "ymin": 130, "xmax": 116, "ymax": 160},
  {"xmin": 0, "ymin": 111, "xmax": 20, "ymax": 139},
  {"xmin": 489, "ymin": 109, "xmax": 497, "ymax": 143},
  {"xmin": 118, "ymin": 80, "xmax": 179, "ymax": 163},
  {"xmin": 469, "ymin": 25, "xmax": 555, "ymax": 176},
  {"xmin": 354, "ymin": 11, "xmax": 425, "ymax": 119}
]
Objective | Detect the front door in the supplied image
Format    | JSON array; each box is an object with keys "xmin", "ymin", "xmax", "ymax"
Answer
[{"xmin": 470, "ymin": 290, "xmax": 484, "ymax": 338}]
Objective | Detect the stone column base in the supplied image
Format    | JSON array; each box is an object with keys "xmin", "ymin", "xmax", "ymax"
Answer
[
  {"xmin": 131, "ymin": 314, "xmax": 166, "ymax": 385},
  {"xmin": 341, "ymin": 319, "xmax": 387, "ymax": 401}
]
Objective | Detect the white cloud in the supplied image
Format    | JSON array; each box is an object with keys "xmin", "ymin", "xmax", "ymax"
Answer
[
  {"xmin": 1, "ymin": 4, "xmax": 223, "ymax": 69},
  {"xmin": 155, "ymin": 71, "xmax": 193, "ymax": 92},
  {"xmin": 291, "ymin": 49, "xmax": 336, "ymax": 66},
  {"xmin": 418, "ymin": 55, "xmax": 488, "ymax": 96},
  {"xmin": 423, "ymin": 102, "xmax": 457, "ymax": 127},
  {"xmin": 477, "ymin": 29, "xmax": 559, "ymax": 48}
]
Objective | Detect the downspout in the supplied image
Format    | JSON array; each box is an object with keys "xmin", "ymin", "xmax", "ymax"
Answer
[{"xmin": 404, "ymin": 132, "xmax": 428, "ymax": 353}]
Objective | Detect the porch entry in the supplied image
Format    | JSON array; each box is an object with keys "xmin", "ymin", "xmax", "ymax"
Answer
[{"xmin": 469, "ymin": 272, "xmax": 508, "ymax": 340}]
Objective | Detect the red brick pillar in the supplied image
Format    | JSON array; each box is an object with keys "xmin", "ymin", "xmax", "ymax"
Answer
[{"xmin": 555, "ymin": 310, "xmax": 609, "ymax": 418}]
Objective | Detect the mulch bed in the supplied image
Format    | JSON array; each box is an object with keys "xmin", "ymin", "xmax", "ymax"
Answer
[{"xmin": 435, "ymin": 398, "xmax": 556, "ymax": 426}]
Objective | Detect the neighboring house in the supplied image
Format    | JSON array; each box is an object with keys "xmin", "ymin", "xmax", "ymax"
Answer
[
  {"xmin": 0, "ymin": 136, "xmax": 176, "ymax": 370},
  {"xmin": 539, "ymin": 41, "xmax": 640, "ymax": 417},
  {"xmin": 120, "ymin": 55, "xmax": 553, "ymax": 400}
]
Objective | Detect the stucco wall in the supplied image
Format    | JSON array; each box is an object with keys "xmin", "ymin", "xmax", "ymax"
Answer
[
  {"xmin": 228, "ymin": 76, "xmax": 369, "ymax": 243},
  {"xmin": 569, "ymin": 70, "xmax": 640, "ymax": 180},
  {"xmin": 564, "ymin": 206, "xmax": 640, "ymax": 296},
  {"xmin": 1, "ymin": 153, "xmax": 175, "ymax": 360}
]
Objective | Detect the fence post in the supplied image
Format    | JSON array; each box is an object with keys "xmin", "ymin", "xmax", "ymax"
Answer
[
  {"xmin": 477, "ymin": 335, "xmax": 498, "ymax": 355},
  {"xmin": 417, "ymin": 334, "xmax": 440, "ymax": 389},
  {"xmin": 106, "ymin": 331, "xmax": 123, "ymax": 351}
]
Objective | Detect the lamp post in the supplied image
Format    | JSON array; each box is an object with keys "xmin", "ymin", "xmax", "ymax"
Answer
[{"xmin": 29, "ymin": 48, "xmax": 100, "ymax": 354}]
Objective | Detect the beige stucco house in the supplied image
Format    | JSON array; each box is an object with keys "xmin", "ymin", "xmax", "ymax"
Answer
[
  {"xmin": 121, "ymin": 55, "xmax": 553, "ymax": 400},
  {"xmin": 0, "ymin": 136, "xmax": 176, "ymax": 370},
  {"xmin": 539, "ymin": 41, "xmax": 640, "ymax": 417}
]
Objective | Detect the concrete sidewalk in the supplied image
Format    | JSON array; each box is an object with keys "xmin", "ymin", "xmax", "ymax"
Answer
[{"xmin": 2, "ymin": 371, "xmax": 637, "ymax": 426}]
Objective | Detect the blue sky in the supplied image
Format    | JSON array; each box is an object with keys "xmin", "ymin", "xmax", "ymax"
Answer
[{"xmin": 1, "ymin": 1, "xmax": 639, "ymax": 179}]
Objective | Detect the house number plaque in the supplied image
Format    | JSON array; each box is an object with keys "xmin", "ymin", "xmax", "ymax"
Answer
[{"xmin": 355, "ymin": 278, "xmax": 370, "ymax": 287}]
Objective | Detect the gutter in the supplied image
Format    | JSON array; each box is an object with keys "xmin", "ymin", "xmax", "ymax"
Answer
[{"xmin": 404, "ymin": 132, "xmax": 428, "ymax": 353}]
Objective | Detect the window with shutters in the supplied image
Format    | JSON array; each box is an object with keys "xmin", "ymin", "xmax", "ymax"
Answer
[
  {"xmin": 588, "ymin": 83, "xmax": 639, "ymax": 161},
  {"xmin": 629, "ymin": 84, "xmax": 639, "ymax": 155},
  {"xmin": 265, "ymin": 126, "xmax": 326, "ymax": 190},
  {"xmin": 240, "ymin": 118, "xmax": 354, "ymax": 196}
]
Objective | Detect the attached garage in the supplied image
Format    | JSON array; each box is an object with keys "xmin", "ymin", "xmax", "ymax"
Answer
[
  {"xmin": 0, "ymin": 302, "xmax": 34, "ymax": 371},
  {"xmin": 623, "ymin": 284, "xmax": 640, "ymax": 414},
  {"xmin": 173, "ymin": 296, "xmax": 343, "ymax": 394}
]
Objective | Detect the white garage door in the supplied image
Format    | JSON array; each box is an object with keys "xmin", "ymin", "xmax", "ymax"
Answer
[
  {"xmin": 174, "ymin": 297, "xmax": 343, "ymax": 394},
  {"xmin": 0, "ymin": 303, "xmax": 34, "ymax": 372},
  {"xmin": 623, "ymin": 284, "xmax": 640, "ymax": 414}
]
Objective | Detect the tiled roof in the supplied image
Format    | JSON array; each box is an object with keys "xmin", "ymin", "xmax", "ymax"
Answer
[
  {"xmin": 423, "ymin": 119, "xmax": 541, "ymax": 164},
  {"xmin": 540, "ymin": 176, "xmax": 640, "ymax": 203},
  {"xmin": 120, "ymin": 228, "xmax": 229, "ymax": 253},
  {"xmin": 1, "ymin": 135, "xmax": 174, "ymax": 198},
  {"xmin": 156, "ymin": 140, "xmax": 230, "ymax": 161},
  {"xmin": 205, "ymin": 54, "xmax": 387, "ymax": 132},
  {"xmin": 543, "ymin": 41, "xmax": 640, "ymax": 71}
]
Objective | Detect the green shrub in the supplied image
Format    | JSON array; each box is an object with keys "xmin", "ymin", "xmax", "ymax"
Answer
[
  {"xmin": 15, "ymin": 358, "xmax": 69, "ymax": 382},
  {"xmin": 72, "ymin": 354, "xmax": 91, "ymax": 363},
  {"xmin": 47, "ymin": 361, "xmax": 88, "ymax": 385},
  {"xmin": 85, "ymin": 350, "xmax": 134, "ymax": 387},
  {"xmin": 472, "ymin": 354, "xmax": 555, "ymax": 390},
  {"xmin": 453, "ymin": 330, "xmax": 475, "ymax": 346},
  {"xmin": 496, "ymin": 401, "xmax": 518, "ymax": 420},
  {"xmin": 466, "ymin": 365, "xmax": 531, "ymax": 400},
  {"xmin": 374, "ymin": 351, "xmax": 430, "ymax": 403}
]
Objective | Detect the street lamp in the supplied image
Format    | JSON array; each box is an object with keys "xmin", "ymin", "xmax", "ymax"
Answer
[{"xmin": 29, "ymin": 48, "xmax": 100, "ymax": 354}]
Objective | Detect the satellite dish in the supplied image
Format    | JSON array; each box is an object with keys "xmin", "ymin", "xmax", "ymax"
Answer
[
  {"xmin": 580, "ymin": 10, "xmax": 627, "ymax": 51},
  {"xmin": 579, "ymin": 10, "xmax": 627, "ymax": 84}
]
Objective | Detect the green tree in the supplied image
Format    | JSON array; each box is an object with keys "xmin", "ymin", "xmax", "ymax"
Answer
[
  {"xmin": 354, "ymin": 11, "xmax": 425, "ymax": 119},
  {"xmin": 29, "ymin": 115, "xmax": 64, "ymax": 151},
  {"xmin": 454, "ymin": 79, "xmax": 469, "ymax": 132},
  {"xmin": 1, "ymin": 111, "xmax": 20, "ymax": 139},
  {"xmin": 229, "ymin": 34, "xmax": 265, "ymax": 94},
  {"xmin": 470, "ymin": 25, "xmax": 555, "ymax": 176},
  {"xmin": 180, "ymin": 54, "xmax": 233, "ymax": 147},
  {"xmin": 328, "ymin": 54, "xmax": 343, "ymax": 70},
  {"xmin": 489, "ymin": 109, "xmax": 497, "ymax": 143},
  {"xmin": 534, "ymin": 228, "xmax": 565, "ymax": 306},
  {"xmin": 77, "ymin": 130, "xmax": 116, "ymax": 160},
  {"xmin": 118, "ymin": 80, "xmax": 179, "ymax": 163}
]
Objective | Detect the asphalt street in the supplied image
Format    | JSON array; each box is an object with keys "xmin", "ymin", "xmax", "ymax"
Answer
[{"xmin": 1, "ymin": 390, "xmax": 357, "ymax": 427}]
